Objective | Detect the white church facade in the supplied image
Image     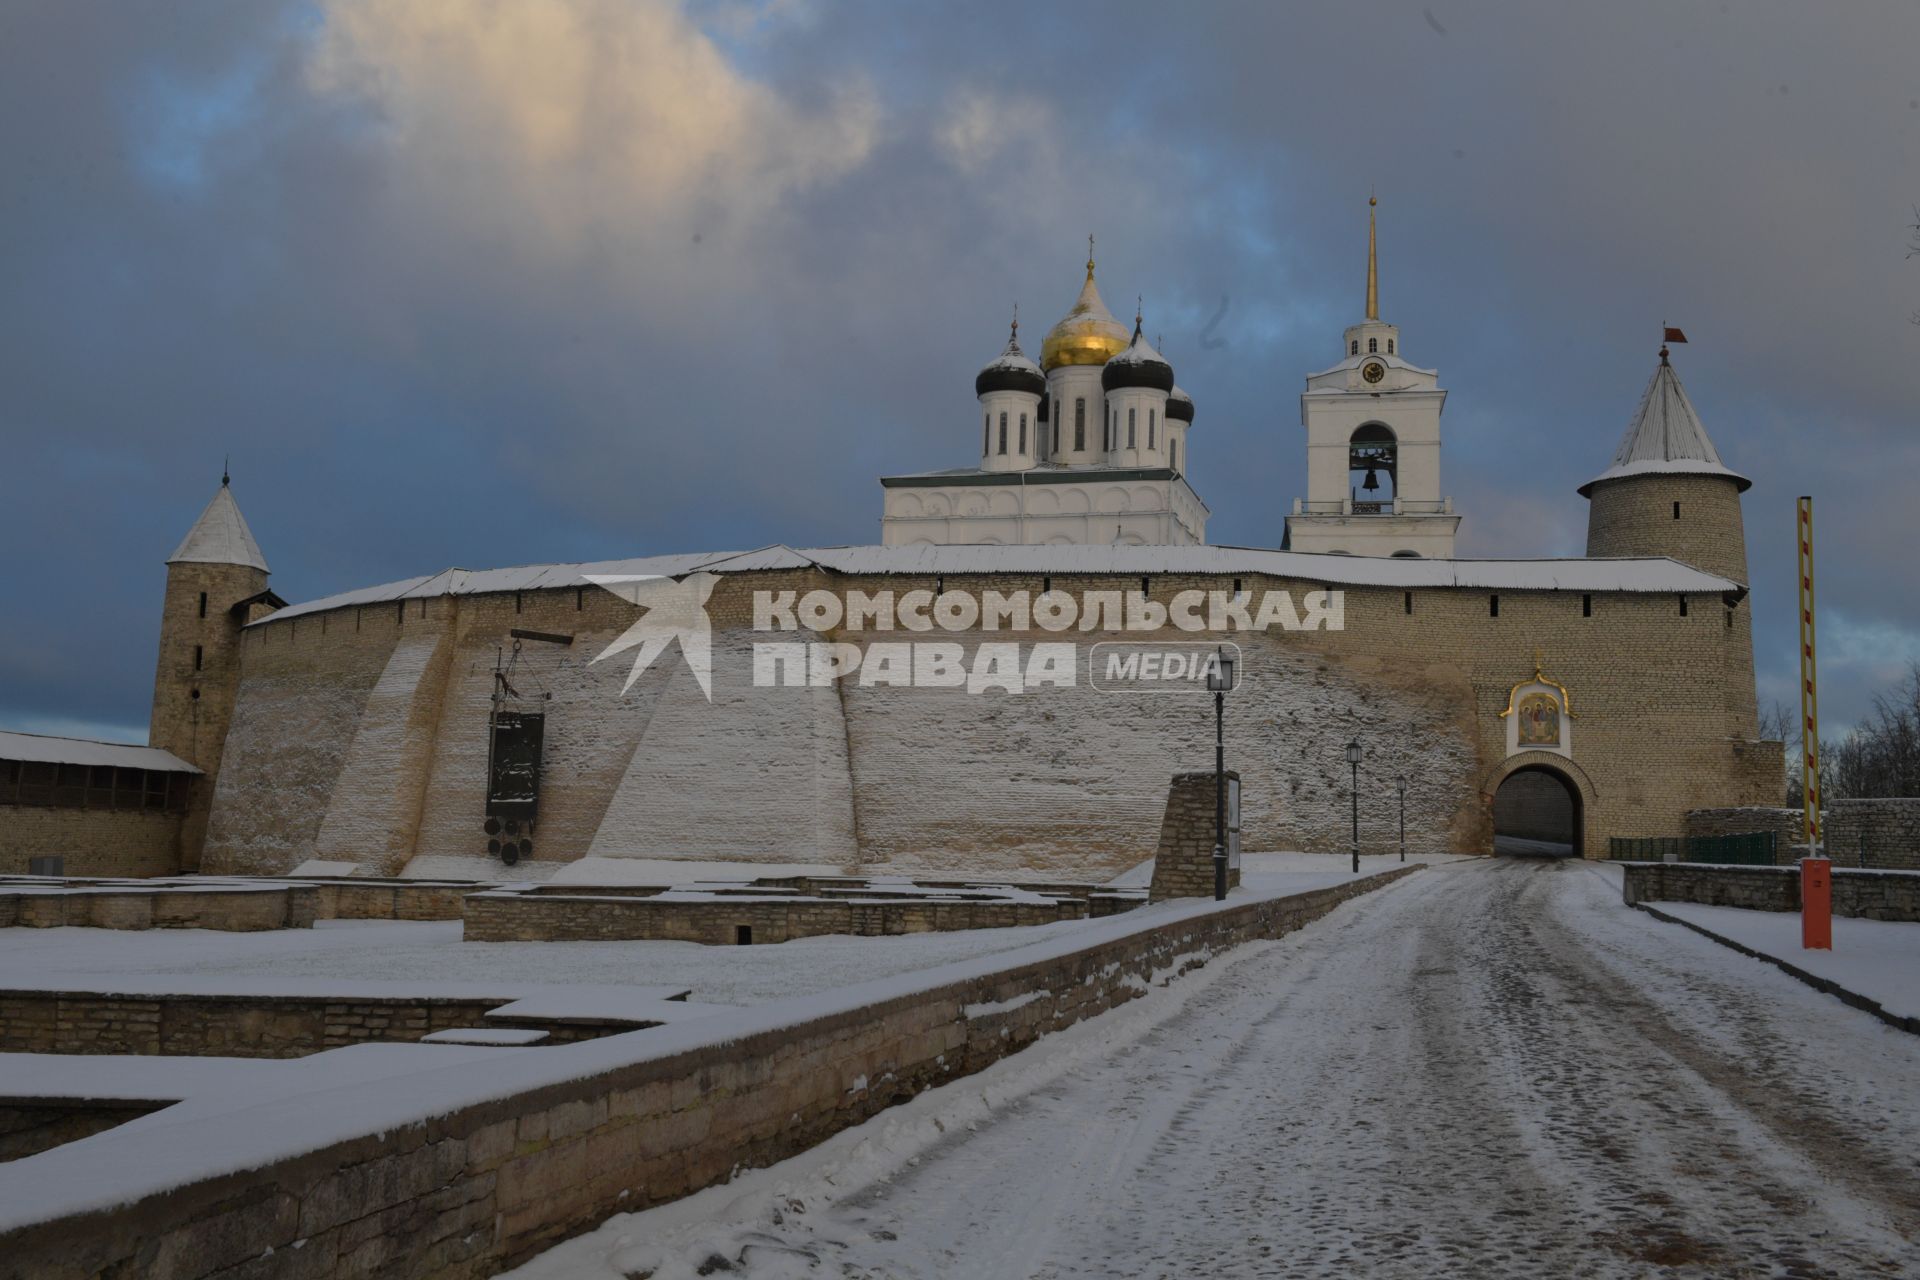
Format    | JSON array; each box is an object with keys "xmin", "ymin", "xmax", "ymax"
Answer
[
  {"xmin": 879, "ymin": 242, "xmax": 1209, "ymax": 547},
  {"xmin": 881, "ymin": 207, "xmax": 1461, "ymax": 557}
]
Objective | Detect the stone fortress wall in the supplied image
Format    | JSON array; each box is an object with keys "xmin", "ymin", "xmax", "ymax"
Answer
[{"xmin": 198, "ymin": 561, "xmax": 1780, "ymax": 881}]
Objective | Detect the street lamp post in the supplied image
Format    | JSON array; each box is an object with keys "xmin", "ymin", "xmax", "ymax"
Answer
[
  {"xmin": 1207, "ymin": 646, "xmax": 1238, "ymax": 901},
  {"xmin": 1396, "ymin": 775, "xmax": 1407, "ymax": 862},
  {"xmin": 1345, "ymin": 739, "xmax": 1362, "ymax": 874}
]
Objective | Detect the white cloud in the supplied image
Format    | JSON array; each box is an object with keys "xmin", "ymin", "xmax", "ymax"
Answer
[{"xmin": 309, "ymin": 0, "xmax": 879, "ymax": 266}]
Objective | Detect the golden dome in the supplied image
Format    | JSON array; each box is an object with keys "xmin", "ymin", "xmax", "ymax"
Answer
[{"xmin": 1041, "ymin": 246, "xmax": 1131, "ymax": 372}]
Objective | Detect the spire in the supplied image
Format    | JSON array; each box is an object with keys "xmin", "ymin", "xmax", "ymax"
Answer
[
  {"xmin": 168, "ymin": 480, "xmax": 269, "ymax": 572},
  {"xmin": 1365, "ymin": 193, "xmax": 1380, "ymax": 321},
  {"xmin": 1009, "ymin": 302, "xmax": 1020, "ymax": 348},
  {"xmin": 1087, "ymin": 233, "xmax": 1096, "ymax": 282},
  {"xmin": 1578, "ymin": 349, "xmax": 1750, "ymax": 496}
]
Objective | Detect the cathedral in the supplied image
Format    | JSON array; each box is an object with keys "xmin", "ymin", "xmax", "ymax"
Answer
[
  {"xmin": 1, "ymin": 205, "xmax": 1782, "ymax": 881},
  {"xmin": 880, "ymin": 238, "xmax": 1208, "ymax": 548}
]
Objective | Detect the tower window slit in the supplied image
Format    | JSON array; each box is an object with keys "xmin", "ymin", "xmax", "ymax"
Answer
[
  {"xmin": 398, "ymin": 601, "xmax": 406, "ymax": 624},
  {"xmin": 1127, "ymin": 407, "xmax": 1136, "ymax": 448},
  {"xmin": 1019, "ymin": 413, "xmax": 1027, "ymax": 454},
  {"xmin": 984, "ymin": 414, "xmax": 990, "ymax": 454},
  {"xmin": 1673, "ymin": 501, "xmax": 1681, "ymax": 519},
  {"xmin": 515, "ymin": 591, "xmax": 523, "ymax": 614},
  {"xmin": 1404, "ymin": 591, "xmax": 1413, "ymax": 615},
  {"xmin": 1679, "ymin": 595, "xmax": 1689, "ymax": 617},
  {"xmin": 1074, "ymin": 398, "xmax": 1086, "ymax": 451},
  {"xmin": 1149, "ymin": 408, "xmax": 1156, "ymax": 449},
  {"xmin": 1170, "ymin": 439, "xmax": 1178, "ymax": 470},
  {"xmin": 197, "ymin": 592, "xmax": 207, "ymax": 619},
  {"xmin": 1582, "ymin": 593, "xmax": 1592, "ymax": 617},
  {"xmin": 1489, "ymin": 594, "xmax": 1500, "ymax": 618},
  {"xmin": 576, "ymin": 587, "xmax": 584, "ymax": 611},
  {"xmin": 1140, "ymin": 576, "xmax": 1150, "ymax": 598},
  {"xmin": 998, "ymin": 412, "xmax": 1007, "ymax": 454},
  {"xmin": 193, "ymin": 645, "xmax": 203, "ymax": 671}
]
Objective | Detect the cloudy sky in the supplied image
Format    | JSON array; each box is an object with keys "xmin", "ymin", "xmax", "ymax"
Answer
[{"xmin": 3, "ymin": 0, "xmax": 1917, "ymax": 745}]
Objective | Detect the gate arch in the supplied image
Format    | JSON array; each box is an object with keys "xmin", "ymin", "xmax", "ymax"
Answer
[{"xmin": 1479, "ymin": 752, "xmax": 1596, "ymax": 857}]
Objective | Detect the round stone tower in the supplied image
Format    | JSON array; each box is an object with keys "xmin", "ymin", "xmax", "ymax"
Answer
[
  {"xmin": 1579, "ymin": 347, "xmax": 1751, "ymax": 585},
  {"xmin": 150, "ymin": 473, "xmax": 276, "ymax": 868}
]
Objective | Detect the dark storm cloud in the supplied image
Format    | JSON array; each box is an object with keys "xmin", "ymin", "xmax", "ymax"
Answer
[{"xmin": 1, "ymin": 0, "xmax": 1916, "ymax": 743}]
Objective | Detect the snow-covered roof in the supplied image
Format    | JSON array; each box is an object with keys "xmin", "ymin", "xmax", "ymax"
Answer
[
  {"xmin": 0, "ymin": 729, "xmax": 200, "ymax": 773},
  {"xmin": 167, "ymin": 483, "xmax": 269, "ymax": 572},
  {"xmin": 1580, "ymin": 357, "xmax": 1750, "ymax": 496},
  {"xmin": 1304, "ymin": 351, "xmax": 1439, "ymax": 384},
  {"xmin": 257, "ymin": 542, "xmax": 1740, "ymax": 626}
]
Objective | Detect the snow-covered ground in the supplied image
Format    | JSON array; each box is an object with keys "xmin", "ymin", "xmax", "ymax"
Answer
[
  {"xmin": 1650, "ymin": 901, "xmax": 1920, "ymax": 1022},
  {"xmin": 514, "ymin": 857, "xmax": 1920, "ymax": 1280},
  {"xmin": 0, "ymin": 858, "xmax": 1436, "ymax": 1006}
]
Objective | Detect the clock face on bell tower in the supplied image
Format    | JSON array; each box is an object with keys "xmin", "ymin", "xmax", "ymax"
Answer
[{"xmin": 1361, "ymin": 360, "xmax": 1386, "ymax": 384}]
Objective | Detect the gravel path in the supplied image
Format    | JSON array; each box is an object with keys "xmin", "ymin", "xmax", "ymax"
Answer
[{"xmin": 521, "ymin": 858, "xmax": 1920, "ymax": 1279}]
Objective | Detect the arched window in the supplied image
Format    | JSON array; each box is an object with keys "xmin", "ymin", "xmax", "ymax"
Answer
[
  {"xmin": 1387, "ymin": 339, "xmax": 1395, "ymax": 354},
  {"xmin": 1148, "ymin": 408, "xmax": 1156, "ymax": 449},
  {"xmin": 983, "ymin": 413, "xmax": 990, "ymax": 455},
  {"xmin": 1074, "ymin": 398, "xmax": 1086, "ymax": 451},
  {"xmin": 1350, "ymin": 340, "xmax": 1359, "ymax": 355},
  {"xmin": 998, "ymin": 412, "xmax": 1007, "ymax": 454},
  {"xmin": 1127, "ymin": 406, "xmax": 1136, "ymax": 448},
  {"xmin": 1018, "ymin": 413, "xmax": 1027, "ymax": 454},
  {"xmin": 1368, "ymin": 338, "xmax": 1378, "ymax": 353}
]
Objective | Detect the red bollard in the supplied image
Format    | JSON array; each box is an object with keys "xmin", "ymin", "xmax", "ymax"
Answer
[{"xmin": 1801, "ymin": 857, "xmax": 1832, "ymax": 951}]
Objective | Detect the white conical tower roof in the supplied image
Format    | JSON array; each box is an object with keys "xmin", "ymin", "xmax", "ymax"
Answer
[
  {"xmin": 1579, "ymin": 354, "xmax": 1750, "ymax": 496},
  {"xmin": 168, "ymin": 478, "xmax": 269, "ymax": 571}
]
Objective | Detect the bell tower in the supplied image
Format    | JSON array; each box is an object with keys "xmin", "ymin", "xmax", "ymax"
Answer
[{"xmin": 1285, "ymin": 198, "xmax": 1459, "ymax": 558}]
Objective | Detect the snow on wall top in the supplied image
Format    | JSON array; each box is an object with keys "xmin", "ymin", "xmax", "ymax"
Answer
[
  {"xmin": 255, "ymin": 542, "xmax": 1739, "ymax": 628},
  {"xmin": 1579, "ymin": 358, "xmax": 1750, "ymax": 495},
  {"xmin": 167, "ymin": 483, "xmax": 269, "ymax": 572},
  {"xmin": 0, "ymin": 729, "xmax": 200, "ymax": 773}
]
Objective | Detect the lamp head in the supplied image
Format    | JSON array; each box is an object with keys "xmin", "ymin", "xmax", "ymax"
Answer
[
  {"xmin": 1205, "ymin": 646, "xmax": 1237, "ymax": 692},
  {"xmin": 1345, "ymin": 739, "xmax": 1363, "ymax": 765}
]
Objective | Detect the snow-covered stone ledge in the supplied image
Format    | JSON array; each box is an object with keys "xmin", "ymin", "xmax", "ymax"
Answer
[
  {"xmin": 0, "ymin": 863, "xmax": 1421, "ymax": 1279},
  {"xmin": 1620, "ymin": 861, "xmax": 1920, "ymax": 921}
]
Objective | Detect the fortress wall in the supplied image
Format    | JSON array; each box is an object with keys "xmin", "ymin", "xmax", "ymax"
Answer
[
  {"xmin": 200, "ymin": 600, "xmax": 421, "ymax": 874},
  {"xmin": 200, "ymin": 566, "xmax": 1774, "ymax": 876}
]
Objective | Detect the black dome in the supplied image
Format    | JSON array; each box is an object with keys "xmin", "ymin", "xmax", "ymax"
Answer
[
  {"xmin": 1101, "ymin": 325, "xmax": 1175, "ymax": 393},
  {"xmin": 1165, "ymin": 392, "xmax": 1194, "ymax": 423},
  {"xmin": 975, "ymin": 360, "xmax": 1046, "ymax": 398}
]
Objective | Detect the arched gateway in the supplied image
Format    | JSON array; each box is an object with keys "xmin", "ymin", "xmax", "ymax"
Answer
[{"xmin": 1481, "ymin": 752, "xmax": 1594, "ymax": 858}]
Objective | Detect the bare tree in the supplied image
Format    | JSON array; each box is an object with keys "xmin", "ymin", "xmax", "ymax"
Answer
[{"xmin": 1824, "ymin": 662, "xmax": 1920, "ymax": 798}]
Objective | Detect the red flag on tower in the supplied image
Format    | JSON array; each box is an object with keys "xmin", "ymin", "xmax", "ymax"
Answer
[{"xmin": 1663, "ymin": 326, "xmax": 1688, "ymax": 344}]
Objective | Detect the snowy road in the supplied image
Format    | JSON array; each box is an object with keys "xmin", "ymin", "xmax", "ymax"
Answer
[{"xmin": 521, "ymin": 858, "xmax": 1920, "ymax": 1279}]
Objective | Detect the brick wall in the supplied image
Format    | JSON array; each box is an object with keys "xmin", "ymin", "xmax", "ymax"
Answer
[
  {"xmin": 0, "ymin": 884, "xmax": 316, "ymax": 931},
  {"xmin": 1621, "ymin": 862, "xmax": 1920, "ymax": 921},
  {"xmin": 463, "ymin": 889, "xmax": 1085, "ymax": 944},
  {"xmin": 1686, "ymin": 805, "xmax": 1804, "ymax": 850},
  {"xmin": 0, "ymin": 806, "xmax": 184, "ymax": 878},
  {"xmin": 1825, "ymin": 798, "xmax": 1920, "ymax": 870},
  {"xmin": 199, "ymin": 561, "xmax": 1775, "ymax": 878},
  {"xmin": 1148, "ymin": 770, "xmax": 1241, "ymax": 901},
  {"xmin": 0, "ymin": 989, "xmax": 511, "ymax": 1057},
  {"xmin": 0, "ymin": 865, "xmax": 1420, "ymax": 1279}
]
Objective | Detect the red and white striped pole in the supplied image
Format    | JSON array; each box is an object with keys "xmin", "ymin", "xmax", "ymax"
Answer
[{"xmin": 1797, "ymin": 496, "xmax": 1830, "ymax": 950}]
